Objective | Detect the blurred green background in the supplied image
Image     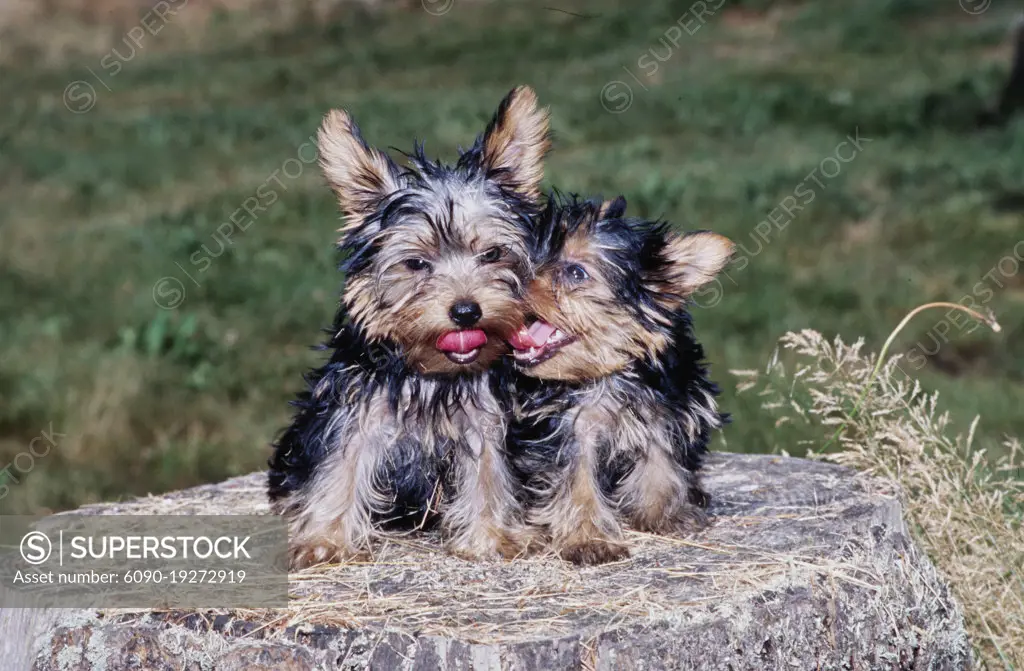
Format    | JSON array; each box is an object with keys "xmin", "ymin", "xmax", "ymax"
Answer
[{"xmin": 1, "ymin": 0, "xmax": 1022, "ymax": 514}]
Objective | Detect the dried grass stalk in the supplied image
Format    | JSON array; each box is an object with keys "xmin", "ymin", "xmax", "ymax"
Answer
[{"xmin": 737, "ymin": 315, "xmax": 1023, "ymax": 669}]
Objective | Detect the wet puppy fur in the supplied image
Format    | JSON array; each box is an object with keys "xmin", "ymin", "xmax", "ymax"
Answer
[
  {"xmin": 268, "ymin": 87, "xmax": 551, "ymax": 567},
  {"xmin": 509, "ymin": 194, "xmax": 734, "ymax": 565}
]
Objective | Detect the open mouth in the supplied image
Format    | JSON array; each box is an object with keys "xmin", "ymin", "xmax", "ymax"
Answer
[
  {"xmin": 436, "ymin": 329, "xmax": 488, "ymax": 365},
  {"xmin": 508, "ymin": 319, "xmax": 576, "ymax": 367}
]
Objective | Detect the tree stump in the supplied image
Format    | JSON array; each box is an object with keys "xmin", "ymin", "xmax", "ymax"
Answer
[{"xmin": 25, "ymin": 453, "xmax": 971, "ymax": 670}]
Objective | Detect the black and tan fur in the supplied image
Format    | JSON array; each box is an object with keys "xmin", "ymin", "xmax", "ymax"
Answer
[
  {"xmin": 509, "ymin": 194, "xmax": 733, "ymax": 565},
  {"xmin": 268, "ymin": 87, "xmax": 551, "ymax": 566}
]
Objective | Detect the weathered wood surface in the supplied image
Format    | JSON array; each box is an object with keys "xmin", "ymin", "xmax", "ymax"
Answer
[{"xmin": 13, "ymin": 454, "xmax": 970, "ymax": 670}]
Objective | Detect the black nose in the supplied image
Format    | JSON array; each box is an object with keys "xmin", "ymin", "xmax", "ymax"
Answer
[{"xmin": 449, "ymin": 301, "xmax": 482, "ymax": 327}]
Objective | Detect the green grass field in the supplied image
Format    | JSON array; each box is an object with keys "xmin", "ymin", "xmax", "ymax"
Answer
[{"xmin": 1, "ymin": 0, "xmax": 1022, "ymax": 514}]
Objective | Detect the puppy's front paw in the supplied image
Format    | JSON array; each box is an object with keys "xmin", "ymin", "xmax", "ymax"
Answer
[
  {"xmin": 632, "ymin": 503, "xmax": 709, "ymax": 536},
  {"xmin": 289, "ymin": 540, "xmax": 368, "ymax": 570},
  {"xmin": 558, "ymin": 538, "xmax": 630, "ymax": 566},
  {"xmin": 447, "ymin": 526, "xmax": 532, "ymax": 561}
]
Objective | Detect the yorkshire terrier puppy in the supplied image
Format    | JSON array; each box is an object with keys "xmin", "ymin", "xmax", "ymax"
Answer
[
  {"xmin": 508, "ymin": 194, "xmax": 733, "ymax": 565},
  {"xmin": 268, "ymin": 87, "xmax": 551, "ymax": 566}
]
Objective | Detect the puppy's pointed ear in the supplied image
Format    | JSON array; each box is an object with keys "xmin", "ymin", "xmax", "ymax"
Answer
[
  {"xmin": 318, "ymin": 109, "xmax": 403, "ymax": 231},
  {"xmin": 597, "ymin": 196, "xmax": 627, "ymax": 220},
  {"xmin": 659, "ymin": 231, "xmax": 734, "ymax": 297},
  {"xmin": 479, "ymin": 86, "xmax": 551, "ymax": 201}
]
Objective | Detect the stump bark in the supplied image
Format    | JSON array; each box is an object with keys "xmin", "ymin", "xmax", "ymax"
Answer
[{"xmin": 22, "ymin": 453, "xmax": 971, "ymax": 670}]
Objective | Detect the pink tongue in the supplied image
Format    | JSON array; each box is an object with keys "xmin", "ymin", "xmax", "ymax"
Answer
[
  {"xmin": 508, "ymin": 325, "xmax": 533, "ymax": 351},
  {"xmin": 436, "ymin": 329, "xmax": 487, "ymax": 354},
  {"xmin": 529, "ymin": 321, "xmax": 556, "ymax": 345},
  {"xmin": 509, "ymin": 321, "xmax": 556, "ymax": 350}
]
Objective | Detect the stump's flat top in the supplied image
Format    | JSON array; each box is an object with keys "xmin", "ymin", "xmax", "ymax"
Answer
[{"xmin": 81, "ymin": 454, "xmax": 898, "ymax": 644}]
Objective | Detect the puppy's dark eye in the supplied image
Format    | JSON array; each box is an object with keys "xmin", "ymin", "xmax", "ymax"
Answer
[
  {"xmin": 564, "ymin": 263, "xmax": 589, "ymax": 283},
  {"xmin": 404, "ymin": 258, "xmax": 431, "ymax": 272},
  {"xmin": 479, "ymin": 246, "xmax": 505, "ymax": 264}
]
